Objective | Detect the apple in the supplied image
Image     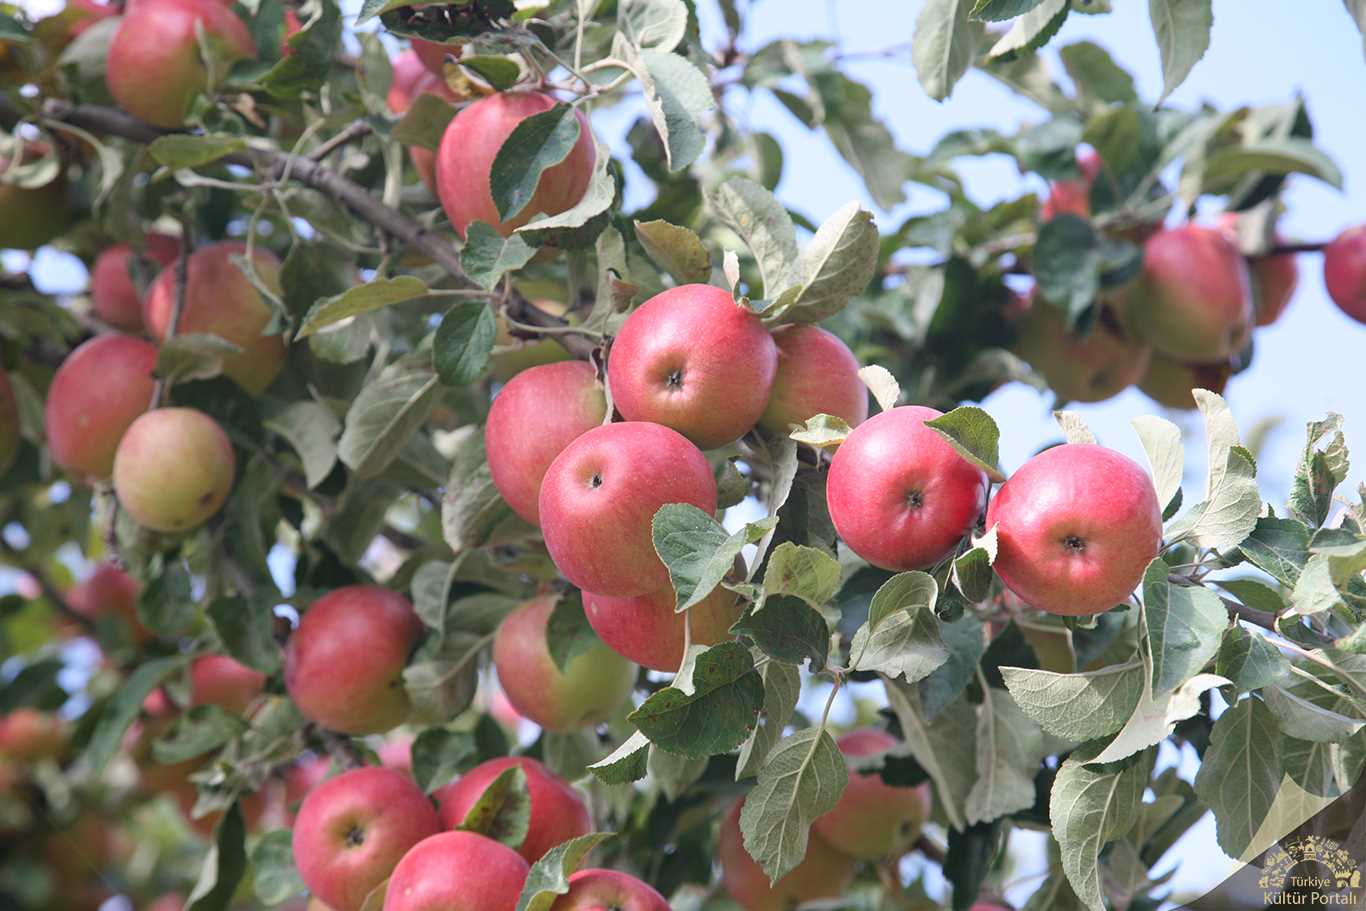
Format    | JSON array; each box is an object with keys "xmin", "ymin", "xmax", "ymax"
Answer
[
  {"xmin": 44, "ymin": 334, "xmax": 157, "ymax": 482},
  {"xmin": 812, "ymin": 728, "xmax": 931, "ymax": 860},
  {"xmin": 89, "ymin": 234, "xmax": 181, "ymax": 331},
  {"xmin": 435, "ymin": 756, "xmax": 591, "ymax": 864},
  {"xmin": 607, "ymin": 284, "xmax": 779, "ymax": 450},
  {"xmin": 189, "ymin": 654, "xmax": 265, "ymax": 716},
  {"xmin": 826, "ymin": 405, "xmax": 988, "ymax": 571},
  {"xmin": 1122, "ymin": 225, "xmax": 1253, "ymax": 361},
  {"xmin": 718, "ymin": 799, "xmax": 856, "ymax": 911},
  {"xmin": 1323, "ymin": 225, "xmax": 1366, "ymax": 324},
  {"xmin": 412, "ymin": 38, "xmax": 448, "ymax": 76},
  {"xmin": 67, "ymin": 563, "xmax": 145, "ymax": 640},
  {"xmin": 538, "ymin": 421, "xmax": 717, "ymax": 597},
  {"xmin": 1041, "ymin": 148, "xmax": 1101, "ymax": 221},
  {"xmin": 383, "ymin": 830, "xmax": 529, "ymax": 911},
  {"xmin": 113, "ymin": 407, "xmax": 235, "ymax": 532},
  {"xmin": 759, "ymin": 325, "xmax": 868, "ymax": 433},
  {"xmin": 987, "ymin": 443, "xmax": 1161, "ymax": 616},
  {"xmin": 492, "ymin": 595, "xmax": 636, "ymax": 732},
  {"xmin": 293, "ymin": 766, "xmax": 442, "ymax": 911},
  {"xmin": 435, "ymin": 91, "xmax": 595, "ymax": 238},
  {"xmin": 284, "ymin": 755, "xmax": 334, "ymax": 822},
  {"xmin": 387, "ymin": 51, "xmax": 458, "ymax": 194},
  {"xmin": 106, "ymin": 0, "xmax": 256, "ymax": 128},
  {"xmin": 143, "ymin": 241, "xmax": 287, "ymax": 394},
  {"xmin": 65, "ymin": 0, "xmax": 118, "ymax": 37},
  {"xmin": 0, "ymin": 144, "xmax": 71, "ymax": 251},
  {"xmin": 1218, "ymin": 213, "xmax": 1298, "ymax": 327},
  {"xmin": 485, "ymin": 360, "xmax": 607, "ymax": 525},
  {"xmin": 1011, "ymin": 297, "xmax": 1150, "ymax": 403},
  {"xmin": 0, "ymin": 365, "xmax": 18, "ymax": 476},
  {"xmin": 549, "ymin": 869, "xmax": 669, "ymax": 911},
  {"xmin": 0, "ymin": 708, "xmax": 67, "ymax": 761},
  {"xmin": 583, "ymin": 571, "xmax": 744, "ymax": 672},
  {"xmin": 146, "ymin": 896, "xmax": 185, "ymax": 911},
  {"xmin": 1138, "ymin": 354, "xmax": 1232, "ymax": 410},
  {"xmin": 285, "ymin": 586, "xmax": 423, "ymax": 735}
]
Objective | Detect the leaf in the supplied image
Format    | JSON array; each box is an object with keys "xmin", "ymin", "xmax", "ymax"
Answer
[
  {"xmin": 1033, "ymin": 215, "xmax": 1101, "ymax": 320},
  {"xmin": 260, "ymin": 0, "xmax": 342, "ymax": 99},
  {"xmin": 588, "ymin": 731, "xmax": 650, "ymax": 784},
  {"xmin": 148, "ymin": 134, "xmax": 247, "ymax": 169},
  {"xmin": 1290, "ymin": 414, "xmax": 1350, "ymax": 526},
  {"xmin": 461, "ymin": 223, "xmax": 539, "ymax": 293},
  {"xmin": 970, "ymin": 0, "xmax": 1047, "ymax": 20},
  {"xmin": 633, "ymin": 219, "xmax": 711, "ymax": 284},
  {"xmin": 207, "ymin": 596, "xmax": 282, "ymax": 675},
  {"xmin": 988, "ymin": 0, "xmax": 1070, "ymax": 60},
  {"xmin": 761, "ymin": 542, "xmax": 842, "ymax": 609},
  {"xmin": 517, "ymin": 141, "xmax": 616, "ymax": 235},
  {"xmin": 155, "ymin": 334, "xmax": 244, "ymax": 385},
  {"xmin": 264, "ymin": 400, "xmax": 340, "ymax": 489},
  {"xmin": 918, "ymin": 613, "xmax": 988, "ymax": 719},
  {"xmin": 633, "ymin": 48, "xmax": 715, "ymax": 172},
  {"xmin": 652, "ymin": 504, "xmax": 775, "ymax": 611},
  {"xmin": 1142, "ymin": 558, "xmax": 1226, "ymax": 693},
  {"xmin": 1239, "ymin": 516, "xmax": 1310, "ymax": 587},
  {"xmin": 86, "ymin": 656, "xmax": 183, "ymax": 774},
  {"xmin": 953, "ymin": 525, "xmax": 998, "ymax": 603},
  {"xmin": 647, "ymin": 743, "xmax": 708, "ymax": 800},
  {"xmin": 403, "ymin": 631, "xmax": 483, "ymax": 725},
  {"xmin": 850, "ymin": 572, "xmax": 949, "ymax": 683},
  {"xmin": 731, "ymin": 595, "xmax": 829, "ymax": 670},
  {"xmin": 295, "ymin": 276, "xmax": 428, "ymax": 339},
  {"xmin": 1091, "ymin": 670, "xmax": 1228, "ymax": 765},
  {"xmin": 1132, "ymin": 415, "xmax": 1183, "ymax": 515},
  {"xmin": 1000, "ymin": 659, "xmax": 1145, "ymax": 741},
  {"xmin": 619, "ymin": 0, "xmax": 688, "ymax": 51},
  {"xmin": 393, "ymin": 92, "xmax": 457, "ymax": 151},
  {"xmin": 1202, "ymin": 138, "xmax": 1345, "ymax": 191},
  {"xmin": 736, "ymin": 660, "xmax": 801, "ymax": 780},
  {"xmin": 251, "ymin": 830, "xmax": 306, "ymax": 906},
  {"xmin": 1288, "ymin": 553, "xmax": 1342, "ymax": 617},
  {"xmin": 138, "ymin": 559, "xmax": 195, "ymax": 635},
  {"xmin": 1169, "ymin": 446, "xmax": 1261, "ymax": 552},
  {"xmin": 490, "ymin": 104, "xmax": 583, "ymax": 222},
  {"xmin": 1149, "ymin": 0, "xmax": 1212, "ymax": 102},
  {"xmin": 627, "ymin": 641, "xmax": 764, "ymax": 757},
  {"xmin": 1193, "ymin": 696, "xmax": 1283, "ymax": 859},
  {"xmin": 925, "ymin": 405, "xmax": 1006, "ymax": 482},
  {"xmin": 546, "ymin": 592, "xmax": 599, "ymax": 673},
  {"xmin": 152, "ymin": 705, "xmax": 248, "ymax": 764},
  {"xmin": 912, "ymin": 0, "xmax": 976, "ymax": 101},
  {"xmin": 858, "ymin": 365, "xmax": 901, "ymax": 414},
  {"xmin": 883, "ymin": 680, "xmax": 975, "ymax": 831},
  {"xmin": 769, "ymin": 201, "xmax": 879, "ymax": 324},
  {"xmin": 410, "ymin": 728, "xmax": 475, "ymax": 792},
  {"xmin": 1059, "ymin": 40, "xmax": 1139, "ymax": 106},
  {"xmin": 455, "ymin": 764, "xmax": 531, "ymax": 851},
  {"xmin": 966, "ymin": 686, "xmax": 1046, "ymax": 825},
  {"xmin": 1344, "ymin": 0, "xmax": 1366, "ymax": 57},
  {"xmin": 706, "ymin": 177, "xmax": 797, "ymax": 297},
  {"xmin": 739, "ymin": 726, "xmax": 848, "ymax": 883},
  {"xmin": 1263, "ymin": 683, "xmax": 1365, "ymax": 743},
  {"xmin": 441, "ymin": 428, "xmax": 518, "ymax": 554},
  {"xmin": 186, "ymin": 804, "xmax": 248, "ymax": 911},
  {"xmin": 337, "ymin": 356, "xmax": 440, "ymax": 478},
  {"xmin": 810, "ymin": 72, "xmax": 912, "ymax": 210},
  {"xmin": 433, "ymin": 304, "xmax": 497, "ymax": 386},
  {"xmin": 1215, "ymin": 625, "xmax": 1289, "ymax": 692},
  {"xmin": 514, "ymin": 832, "xmax": 615, "ymax": 911},
  {"xmin": 1054, "ymin": 410, "xmax": 1096, "ymax": 445},
  {"xmin": 789, "ymin": 413, "xmax": 852, "ymax": 449}
]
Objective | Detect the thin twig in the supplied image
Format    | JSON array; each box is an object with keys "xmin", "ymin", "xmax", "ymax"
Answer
[{"xmin": 307, "ymin": 120, "xmax": 372, "ymax": 162}]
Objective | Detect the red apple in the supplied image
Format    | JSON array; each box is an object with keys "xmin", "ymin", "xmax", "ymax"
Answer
[
  {"xmin": 0, "ymin": 144, "xmax": 71, "ymax": 251},
  {"xmin": 1040, "ymin": 148, "xmax": 1101, "ymax": 222},
  {"xmin": 89, "ymin": 234, "xmax": 181, "ymax": 331},
  {"xmin": 718, "ymin": 799, "xmax": 856, "ymax": 911},
  {"xmin": 0, "ymin": 709, "xmax": 67, "ymax": 761},
  {"xmin": 387, "ymin": 50, "xmax": 458, "ymax": 194},
  {"xmin": 826, "ymin": 405, "xmax": 988, "ymax": 571},
  {"xmin": 485, "ymin": 360, "xmax": 607, "ymax": 525},
  {"xmin": 284, "ymin": 755, "xmax": 334, "ymax": 822},
  {"xmin": 1123, "ymin": 225, "xmax": 1253, "ymax": 361},
  {"xmin": 492, "ymin": 596, "xmax": 635, "ymax": 731},
  {"xmin": 44, "ymin": 334, "xmax": 157, "ymax": 482},
  {"xmin": 812, "ymin": 728, "xmax": 931, "ymax": 860},
  {"xmin": 987, "ymin": 443, "xmax": 1161, "ymax": 617},
  {"xmin": 583, "ymin": 575, "xmax": 743, "ymax": 672},
  {"xmin": 0, "ymin": 365, "xmax": 18, "ymax": 476},
  {"xmin": 1138, "ymin": 354, "xmax": 1232, "ymax": 410},
  {"xmin": 607, "ymin": 284, "xmax": 779, "ymax": 450},
  {"xmin": 189, "ymin": 654, "xmax": 265, "ymax": 716},
  {"xmin": 1011, "ymin": 298, "xmax": 1150, "ymax": 404},
  {"xmin": 285, "ymin": 586, "xmax": 423, "ymax": 735},
  {"xmin": 113, "ymin": 407, "xmax": 235, "ymax": 532},
  {"xmin": 435, "ymin": 756, "xmax": 591, "ymax": 864},
  {"xmin": 383, "ymin": 830, "xmax": 529, "ymax": 911},
  {"xmin": 435, "ymin": 91, "xmax": 595, "ymax": 238},
  {"xmin": 143, "ymin": 241, "xmax": 287, "ymax": 394},
  {"xmin": 538, "ymin": 421, "xmax": 717, "ymax": 597},
  {"xmin": 67, "ymin": 563, "xmax": 145, "ymax": 640},
  {"xmin": 759, "ymin": 325, "xmax": 868, "ymax": 433},
  {"xmin": 549, "ymin": 869, "xmax": 669, "ymax": 911},
  {"xmin": 1217, "ymin": 213, "xmax": 1298, "ymax": 327},
  {"xmin": 293, "ymin": 766, "xmax": 442, "ymax": 911},
  {"xmin": 1324, "ymin": 225, "xmax": 1366, "ymax": 324},
  {"xmin": 106, "ymin": 0, "xmax": 256, "ymax": 128}
]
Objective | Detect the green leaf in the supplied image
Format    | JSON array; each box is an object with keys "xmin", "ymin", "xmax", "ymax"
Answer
[
  {"xmin": 433, "ymin": 303, "xmax": 497, "ymax": 385},
  {"xmin": 918, "ymin": 613, "xmax": 987, "ymax": 719},
  {"xmin": 546, "ymin": 592, "xmax": 599, "ymax": 673},
  {"xmin": 588, "ymin": 731, "xmax": 650, "ymax": 784},
  {"xmin": 1034, "ymin": 215, "xmax": 1100, "ymax": 320},
  {"xmin": 516, "ymin": 141, "xmax": 616, "ymax": 237},
  {"xmin": 251, "ymin": 830, "xmax": 305, "ymax": 906},
  {"xmin": 1142, "ymin": 558, "xmax": 1226, "ymax": 693},
  {"xmin": 619, "ymin": 0, "xmax": 688, "ymax": 51},
  {"xmin": 1058, "ymin": 40, "xmax": 1138, "ymax": 106},
  {"xmin": 207, "ymin": 596, "xmax": 282, "ymax": 675},
  {"xmin": 260, "ymin": 0, "xmax": 342, "ymax": 99},
  {"xmin": 925, "ymin": 405, "xmax": 1006, "ymax": 482},
  {"xmin": 459, "ymin": 55, "xmax": 521, "ymax": 91},
  {"xmin": 138, "ymin": 559, "xmax": 195, "ymax": 635},
  {"xmin": 1215, "ymin": 625, "xmax": 1288, "ymax": 692},
  {"xmin": 490, "ymin": 104, "xmax": 583, "ymax": 222},
  {"xmin": 155, "ymin": 333, "xmax": 244, "ymax": 386},
  {"xmin": 186, "ymin": 803, "xmax": 248, "ymax": 911},
  {"xmin": 648, "ymin": 744, "xmax": 708, "ymax": 800},
  {"xmin": 1288, "ymin": 553, "xmax": 1342, "ymax": 617},
  {"xmin": 411, "ymin": 728, "xmax": 476, "ymax": 792},
  {"xmin": 455, "ymin": 764, "xmax": 531, "ymax": 851},
  {"xmin": 393, "ymin": 92, "xmax": 457, "ymax": 152},
  {"xmin": 965, "ymin": 686, "xmax": 1046, "ymax": 825},
  {"xmin": 633, "ymin": 48, "xmax": 715, "ymax": 172},
  {"xmin": 1091, "ymin": 668, "xmax": 1228, "ymax": 765},
  {"xmin": 761, "ymin": 542, "xmax": 842, "ymax": 609},
  {"xmin": 970, "ymin": 0, "xmax": 1047, "ymax": 21},
  {"xmin": 152, "ymin": 705, "xmax": 248, "ymax": 764},
  {"xmin": 739, "ymin": 727, "xmax": 848, "ymax": 882},
  {"xmin": 652, "ymin": 504, "xmax": 776, "ymax": 611},
  {"xmin": 999, "ymin": 659, "xmax": 1145, "ymax": 741},
  {"xmin": 810, "ymin": 71, "xmax": 912, "ymax": 210},
  {"xmin": 789, "ymin": 413, "xmax": 852, "ymax": 449},
  {"xmin": 736, "ymin": 660, "xmax": 801, "ymax": 780},
  {"xmin": 0, "ymin": 12, "xmax": 32, "ymax": 42},
  {"xmin": 294, "ymin": 276, "xmax": 428, "ymax": 339},
  {"xmin": 1289, "ymin": 414, "xmax": 1349, "ymax": 527},
  {"xmin": 769, "ymin": 201, "xmax": 879, "ymax": 324},
  {"xmin": 1131, "ymin": 415, "xmax": 1183, "ymax": 515},
  {"xmin": 1149, "ymin": 0, "xmax": 1212, "ymax": 103},
  {"xmin": 441, "ymin": 428, "xmax": 520, "ymax": 554},
  {"xmin": 1193, "ymin": 696, "xmax": 1283, "ymax": 858},
  {"xmin": 912, "ymin": 0, "xmax": 976, "ymax": 101},
  {"xmin": 953, "ymin": 525, "xmax": 998, "ymax": 603},
  {"xmin": 850, "ymin": 572, "xmax": 949, "ymax": 683},
  {"xmin": 1239, "ymin": 516, "xmax": 1310, "ymax": 587},
  {"xmin": 1344, "ymin": 0, "xmax": 1366, "ymax": 57},
  {"xmin": 883, "ymin": 680, "xmax": 975, "ymax": 831},
  {"xmin": 337, "ymin": 356, "xmax": 440, "ymax": 478},
  {"xmin": 858, "ymin": 365, "xmax": 900, "ymax": 414},
  {"xmin": 264, "ymin": 400, "xmax": 341, "ymax": 489},
  {"xmin": 988, "ymin": 0, "xmax": 1069, "ymax": 60},
  {"xmin": 1263, "ymin": 683, "xmax": 1365, "ymax": 743},
  {"xmin": 514, "ymin": 832, "xmax": 614, "ymax": 911},
  {"xmin": 403, "ymin": 630, "xmax": 482, "ymax": 725},
  {"xmin": 461, "ymin": 222, "xmax": 539, "ymax": 292},
  {"xmin": 628, "ymin": 641, "xmax": 764, "ymax": 757},
  {"xmin": 731, "ymin": 595, "xmax": 829, "ymax": 670},
  {"xmin": 707, "ymin": 175, "xmax": 798, "ymax": 296},
  {"xmin": 1202, "ymin": 138, "xmax": 1344, "ymax": 191},
  {"xmin": 148, "ymin": 134, "xmax": 246, "ymax": 169},
  {"xmin": 86, "ymin": 656, "xmax": 183, "ymax": 774},
  {"xmin": 633, "ymin": 219, "xmax": 711, "ymax": 284}
]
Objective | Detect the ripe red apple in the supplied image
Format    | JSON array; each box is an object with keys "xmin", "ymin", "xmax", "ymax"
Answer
[
  {"xmin": 549, "ymin": 869, "xmax": 669, "ymax": 911},
  {"xmin": 387, "ymin": 50, "xmax": 458, "ymax": 194},
  {"xmin": 0, "ymin": 709, "xmax": 67, "ymax": 761},
  {"xmin": 607, "ymin": 284, "xmax": 779, "ymax": 450},
  {"xmin": 987, "ymin": 443, "xmax": 1161, "ymax": 616},
  {"xmin": 485, "ymin": 360, "xmax": 607, "ymax": 526},
  {"xmin": 384, "ymin": 830, "xmax": 529, "ymax": 911},
  {"xmin": 0, "ymin": 365, "xmax": 18, "ymax": 476},
  {"xmin": 812, "ymin": 729, "xmax": 931, "ymax": 860},
  {"xmin": 718, "ymin": 799, "xmax": 856, "ymax": 911},
  {"xmin": 293, "ymin": 766, "xmax": 442, "ymax": 911},
  {"xmin": 435, "ymin": 91, "xmax": 595, "ymax": 238},
  {"xmin": 538, "ymin": 421, "xmax": 717, "ymax": 597},
  {"xmin": 189, "ymin": 654, "xmax": 265, "ymax": 716},
  {"xmin": 106, "ymin": 0, "xmax": 256, "ymax": 128},
  {"xmin": 1011, "ymin": 298, "xmax": 1150, "ymax": 404},
  {"xmin": 1123, "ymin": 225, "xmax": 1253, "ymax": 361},
  {"xmin": 45, "ymin": 334, "xmax": 157, "ymax": 482},
  {"xmin": 0, "ymin": 144, "xmax": 71, "ymax": 250},
  {"xmin": 826, "ymin": 405, "xmax": 988, "ymax": 571},
  {"xmin": 1138, "ymin": 354, "xmax": 1232, "ymax": 410},
  {"xmin": 113, "ymin": 407, "xmax": 235, "ymax": 532},
  {"xmin": 67, "ymin": 563, "xmax": 145, "ymax": 640},
  {"xmin": 493, "ymin": 596, "xmax": 635, "ymax": 731},
  {"xmin": 89, "ymin": 234, "xmax": 181, "ymax": 331},
  {"xmin": 435, "ymin": 756, "xmax": 591, "ymax": 864},
  {"xmin": 144, "ymin": 242, "xmax": 286, "ymax": 394},
  {"xmin": 583, "ymin": 574, "xmax": 743, "ymax": 672},
  {"xmin": 1041, "ymin": 148, "xmax": 1101, "ymax": 221},
  {"xmin": 285, "ymin": 586, "xmax": 423, "ymax": 735},
  {"xmin": 759, "ymin": 325, "xmax": 868, "ymax": 433},
  {"xmin": 1324, "ymin": 225, "xmax": 1366, "ymax": 324},
  {"xmin": 1217, "ymin": 213, "xmax": 1297, "ymax": 327}
]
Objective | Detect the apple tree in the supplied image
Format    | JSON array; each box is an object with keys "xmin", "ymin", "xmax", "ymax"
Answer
[{"xmin": 2, "ymin": 0, "xmax": 1366, "ymax": 908}]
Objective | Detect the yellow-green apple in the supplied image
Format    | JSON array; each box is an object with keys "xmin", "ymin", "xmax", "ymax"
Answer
[
  {"xmin": 89, "ymin": 234, "xmax": 180, "ymax": 331},
  {"xmin": 1011, "ymin": 298, "xmax": 1150, "ymax": 403},
  {"xmin": 485, "ymin": 360, "xmax": 606, "ymax": 525},
  {"xmin": 1040, "ymin": 148, "xmax": 1100, "ymax": 222},
  {"xmin": 293, "ymin": 766, "xmax": 442, "ymax": 911},
  {"xmin": 435, "ymin": 91, "xmax": 595, "ymax": 238},
  {"xmin": 384, "ymin": 830, "xmax": 529, "ymax": 911},
  {"xmin": 1138, "ymin": 354, "xmax": 1232, "ymax": 410},
  {"xmin": 112, "ymin": 407, "xmax": 235, "ymax": 532},
  {"xmin": 67, "ymin": 563, "xmax": 146, "ymax": 641},
  {"xmin": 0, "ymin": 144, "xmax": 71, "ymax": 251},
  {"xmin": 759, "ymin": 325, "xmax": 868, "ymax": 432},
  {"xmin": 1324, "ymin": 225, "xmax": 1366, "ymax": 324},
  {"xmin": 718, "ymin": 799, "xmax": 856, "ymax": 911},
  {"xmin": 0, "ymin": 365, "xmax": 18, "ymax": 476},
  {"xmin": 987, "ymin": 443, "xmax": 1161, "ymax": 616},
  {"xmin": 285, "ymin": 586, "xmax": 423, "ymax": 735},
  {"xmin": 44, "ymin": 334, "xmax": 156, "ymax": 482},
  {"xmin": 812, "ymin": 728, "xmax": 931, "ymax": 859},
  {"xmin": 583, "ymin": 575, "xmax": 743, "ymax": 672},
  {"xmin": 1123, "ymin": 225, "xmax": 1252, "ymax": 361},
  {"xmin": 826, "ymin": 405, "xmax": 988, "ymax": 571},
  {"xmin": 144, "ymin": 242, "xmax": 286, "ymax": 394},
  {"xmin": 539, "ymin": 421, "xmax": 717, "ymax": 597},
  {"xmin": 387, "ymin": 51, "xmax": 457, "ymax": 194},
  {"xmin": 106, "ymin": 0, "xmax": 256, "ymax": 128},
  {"xmin": 189, "ymin": 654, "xmax": 265, "ymax": 716},
  {"xmin": 0, "ymin": 709, "xmax": 67, "ymax": 761},
  {"xmin": 435, "ymin": 756, "xmax": 591, "ymax": 864},
  {"xmin": 548, "ymin": 869, "xmax": 669, "ymax": 911},
  {"xmin": 607, "ymin": 284, "xmax": 778, "ymax": 450}
]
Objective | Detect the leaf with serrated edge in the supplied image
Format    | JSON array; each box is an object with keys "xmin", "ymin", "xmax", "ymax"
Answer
[
  {"xmin": 857, "ymin": 364, "xmax": 899, "ymax": 413},
  {"xmin": 627, "ymin": 642, "xmax": 763, "ymax": 757},
  {"xmin": 588, "ymin": 731, "xmax": 650, "ymax": 784},
  {"xmin": 295, "ymin": 276, "xmax": 427, "ymax": 339},
  {"xmin": 264, "ymin": 400, "xmax": 340, "ymax": 489},
  {"xmin": 706, "ymin": 176, "xmax": 797, "ymax": 296},
  {"xmin": 1054, "ymin": 410, "xmax": 1096, "ymax": 445},
  {"xmin": 1263, "ymin": 683, "xmax": 1365, "ymax": 743},
  {"xmin": 490, "ymin": 104, "xmax": 581, "ymax": 222},
  {"xmin": 1215, "ymin": 624, "xmax": 1288, "ymax": 692},
  {"xmin": 634, "ymin": 219, "xmax": 711, "ymax": 284},
  {"xmin": 925, "ymin": 405, "xmax": 1006, "ymax": 482},
  {"xmin": 913, "ymin": 0, "xmax": 976, "ymax": 100},
  {"xmin": 455, "ymin": 765, "xmax": 530, "ymax": 850},
  {"xmin": 739, "ymin": 726, "xmax": 848, "ymax": 882},
  {"xmin": 1091, "ymin": 664, "xmax": 1228, "ymax": 765},
  {"xmin": 761, "ymin": 542, "xmax": 842, "ymax": 609},
  {"xmin": 1150, "ymin": 0, "xmax": 1212, "ymax": 103},
  {"xmin": 337, "ymin": 357, "xmax": 440, "ymax": 478},
  {"xmin": 653, "ymin": 504, "xmax": 775, "ymax": 611},
  {"xmin": 851, "ymin": 573, "xmax": 948, "ymax": 683},
  {"xmin": 736, "ymin": 660, "xmax": 801, "ymax": 780},
  {"xmin": 966, "ymin": 686, "xmax": 1046, "ymax": 825},
  {"xmin": 1194, "ymin": 696, "xmax": 1282, "ymax": 859},
  {"xmin": 1132, "ymin": 415, "xmax": 1183, "ymax": 513},
  {"xmin": 770, "ymin": 201, "xmax": 879, "ymax": 324},
  {"xmin": 1000, "ymin": 660, "xmax": 1145, "ymax": 742},
  {"xmin": 633, "ymin": 48, "xmax": 714, "ymax": 172},
  {"xmin": 789, "ymin": 413, "xmax": 851, "ymax": 449},
  {"xmin": 1143, "ymin": 557, "xmax": 1226, "ymax": 693},
  {"xmin": 517, "ymin": 141, "xmax": 615, "ymax": 234},
  {"xmin": 884, "ymin": 679, "xmax": 973, "ymax": 831},
  {"xmin": 514, "ymin": 832, "xmax": 614, "ymax": 911}
]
